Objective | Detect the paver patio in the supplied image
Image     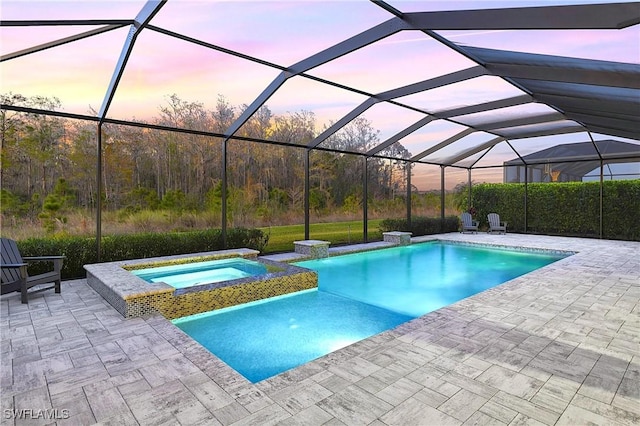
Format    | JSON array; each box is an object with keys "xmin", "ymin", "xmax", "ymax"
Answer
[{"xmin": 1, "ymin": 233, "xmax": 638, "ymax": 425}]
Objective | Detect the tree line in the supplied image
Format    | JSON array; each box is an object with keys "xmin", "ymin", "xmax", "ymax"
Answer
[{"xmin": 1, "ymin": 92, "xmax": 413, "ymax": 231}]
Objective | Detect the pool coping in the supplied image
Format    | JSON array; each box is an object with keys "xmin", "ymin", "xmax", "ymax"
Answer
[
  {"xmin": 262, "ymin": 236, "xmax": 576, "ymax": 263},
  {"xmin": 414, "ymin": 236, "xmax": 577, "ymax": 257}
]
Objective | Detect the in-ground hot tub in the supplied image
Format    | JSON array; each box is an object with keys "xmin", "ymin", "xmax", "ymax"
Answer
[
  {"xmin": 131, "ymin": 257, "xmax": 268, "ymax": 288},
  {"xmin": 84, "ymin": 248, "xmax": 317, "ymax": 319}
]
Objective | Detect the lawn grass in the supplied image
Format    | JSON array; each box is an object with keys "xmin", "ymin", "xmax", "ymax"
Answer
[{"xmin": 259, "ymin": 219, "xmax": 384, "ymax": 253}]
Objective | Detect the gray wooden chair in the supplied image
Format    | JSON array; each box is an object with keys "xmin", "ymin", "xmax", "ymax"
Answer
[
  {"xmin": 487, "ymin": 213, "xmax": 507, "ymax": 234},
  {"xmin": 460, "ymin": 212, "xmax": 479, "ymax": 233},
  {"xmin": 1, "ymin": 238, "xmax": 65, "ymax": 304}
]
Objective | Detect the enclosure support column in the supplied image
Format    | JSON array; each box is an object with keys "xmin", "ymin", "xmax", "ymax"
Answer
[
  {"xmin": 467, "ymin": 169, "xmax": 472, "ymax": 210},
  {"xmin": 406, "ymin": 162, "xmax": 412, "ymax": 229},
  {"xmin": 599, "ymin": 159, "xmax": 604, "ymax": 239},
  {"xmin": 363, "ymin": 157, "xmax": 368, "ymax": 243},
  {"xmin": 587, "ymin": 131, "xmax": 604, "ymax": 239},
  {"xmin": 304, "ymin": 149, "xmax": 310, "ymax": 240},
  {"xmin": 440, "ymin": 165, "xmax": 446, "ymax": 230},
  {"xmin": 96, "ymin": 123, "xmax": 103, "ymax": 262},
  {"xmin": 524, "ymin": 165, "xmax": 529, "ymax": 233},
  {"xmin": 222, "ymin": 138, "xmax": 228, "ymax": 248}
]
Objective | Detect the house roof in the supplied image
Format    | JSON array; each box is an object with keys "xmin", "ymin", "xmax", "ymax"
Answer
[{"xmin": 503, "ymin": 140, "xmax": 640, "ymax": 178}]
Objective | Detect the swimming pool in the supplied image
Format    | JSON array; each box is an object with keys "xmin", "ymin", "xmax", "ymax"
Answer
[
  {"xmin": 296, "ymin": 242, "xmax": 567, "ymax": 317},
  {"xmin": 174, "ymin": 289, "xmax": 412, "ymax": 382},
  {"xmin": 131, "ymin": 258, "xmax": 267, "ymax": 289},
  {"xmin": 173, "ymin": 242, "xmax": 568, "ymax": 382}
]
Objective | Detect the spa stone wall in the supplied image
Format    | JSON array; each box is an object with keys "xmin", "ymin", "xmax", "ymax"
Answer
[
  {"xmin": 160, "ymin": 269, "xmax": 317, "ymax": 320},
  {"xmin": 86, "ymin": 253, "xmax": 317, "ymax": 320}
]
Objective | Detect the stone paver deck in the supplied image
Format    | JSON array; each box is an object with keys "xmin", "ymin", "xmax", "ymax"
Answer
[{"xmin": 1, "ymin": 233, "xmax": 638, "ymax": 425}]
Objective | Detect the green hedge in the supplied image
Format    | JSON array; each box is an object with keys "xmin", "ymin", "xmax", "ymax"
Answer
[
  {"xmin": 470, "ymin": 183, "xmax": 525, "ymax": 232},
  {"xmin": 379, "ymin": 216, "xmax": 459, "ymax": 236},
  {"xmin": 470, "ymin": 180, "xmax": 639, "ymax": 240},
  {"xmin": 16, "ymin": 228, "xmax": 269, "ymax": 280}
]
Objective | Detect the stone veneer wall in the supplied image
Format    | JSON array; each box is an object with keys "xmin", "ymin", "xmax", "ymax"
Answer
[
  {"xmin": 86, "ymin": 272, "xmax": 130, "ymax": 317},
  {"xmin": 382, "ymin": 231, "xmax": 412, "ymax": 246},
  {"xmin": 124, "ymin": 291, "xmax": 175, "ymax": 318},
  {"xmin": 86, "ymin": 270, "xmax": 176, "ymax": 318},
  {"xmin": 159, "ymin": 270, "xmax": 317, "ymax": 320},
  {"xmin": 85, "ymin": 250, "xmax": 318, "ymax": 320},
  {"xmin": 294, "ymin": 240, "xmax": 330, "ymax": 258}
]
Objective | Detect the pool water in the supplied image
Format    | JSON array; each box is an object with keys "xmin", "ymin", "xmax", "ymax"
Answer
[
  {"xmin": 131, "ymin": 258, "xmax": 267, "ymax": 289},
  {"xmin": 174, "ymin": 289, "xmax": 412, "ymax": 382},
  {"xmin": 296, "ymin": 242, "xmax": 566, "ymax": 317},
  {"xmin": 173, "ymin": 242, "xmax": 567, "ymax": 382}
]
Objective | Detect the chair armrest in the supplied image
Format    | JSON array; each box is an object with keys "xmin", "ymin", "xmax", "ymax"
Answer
[
  {"xmin": 23, "ymin": 256, "xmax": 64, "ymax": 274},
  {"xmin": 23, "ymin": 256, "xmax": 66, "ymax": 261},
  {"xmin": 472, "ymin": 220, "xmax": 479, "ymax": 226},
  {"xmin": 1, "ymin": 262, "xmax": 28, "ymax": 268}
]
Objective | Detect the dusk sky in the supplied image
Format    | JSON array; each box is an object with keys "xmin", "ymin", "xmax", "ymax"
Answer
[{"xmin": 1, "ymin": 0, "xmax": 639, "ymax": 187}]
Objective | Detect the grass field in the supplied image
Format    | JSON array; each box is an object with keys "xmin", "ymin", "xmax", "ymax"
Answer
[{"xmin": 259, "ymin": 219, "xmax": 385, "ymax": 253}]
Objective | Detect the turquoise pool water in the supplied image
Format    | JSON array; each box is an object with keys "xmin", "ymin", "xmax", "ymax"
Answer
[
  {"xmin": 174, "ymin": 289, "xmax": 412, "ymax": 382},
  {"xmin": 173, "ymin": 242, "xmax": 567, "ymax": 382},
  {"xmin": 131, "ymin": 258, "xmax": 267, "ymax": 289},
  {"xmin": 296, "ymin": 242, "xmax": 567, "ymax": 317}
]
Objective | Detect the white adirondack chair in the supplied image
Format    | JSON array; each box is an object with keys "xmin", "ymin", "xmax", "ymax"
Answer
[
  {"xmin": 487, "ymin": 213, "xmax": 507, "ymax": 234},
  {"xmin": 460, "ymin": 212, "xmax": 479, "ymax": 234}
]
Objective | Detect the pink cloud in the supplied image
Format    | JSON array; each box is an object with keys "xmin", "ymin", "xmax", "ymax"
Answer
[{"xmin": 2, "ymin": 0, "xmax": 637, "ymax": 165}]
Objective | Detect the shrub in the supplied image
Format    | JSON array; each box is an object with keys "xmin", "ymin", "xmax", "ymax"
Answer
[
  {"xmin": 379, "ymin": 216, "xmax": 459, "ymax": 236},
  {"xmin": 470, "ymin": 180, "xmax": 639, "ymax": 240},
  {"xmin": 16, "ymin": 227, "xmax": 269, "ymax": 279}
]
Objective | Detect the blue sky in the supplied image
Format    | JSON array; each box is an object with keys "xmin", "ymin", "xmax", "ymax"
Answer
[{"xmin": 1, "ymin": 1, "xmax": 638, "ymax": 186}]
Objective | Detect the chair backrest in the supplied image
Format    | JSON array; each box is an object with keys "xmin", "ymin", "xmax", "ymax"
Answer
[
  {"xmin": 1, "ymin": 238, "xmax": 23, "ymax": 284},
  {"xmin": 461, "ymin": 212, "xmax": 473, "ymax": 226},
  {"xmin": 487, "ymin": 213, "xmax": 500, "ymax": 227}
]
